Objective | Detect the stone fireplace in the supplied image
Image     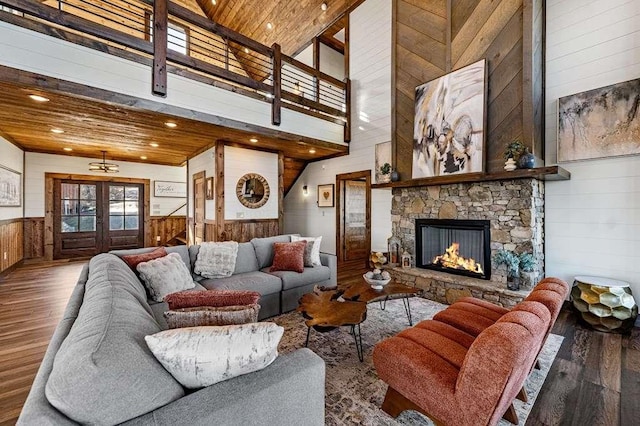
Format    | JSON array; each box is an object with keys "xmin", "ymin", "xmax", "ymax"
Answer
[{"xmin": 388, "ymin": 178, "xmax": 544, "ymax": 307}]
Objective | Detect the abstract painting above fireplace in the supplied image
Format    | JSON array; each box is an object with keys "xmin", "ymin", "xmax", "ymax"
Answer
[{"xmin": 415, "ymin": 219, "xmax": 491, "ymax": 280}]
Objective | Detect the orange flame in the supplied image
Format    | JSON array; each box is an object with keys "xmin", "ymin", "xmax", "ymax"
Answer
[{"xmin": 432, "ymin": 243, "xmax": 484, "ymax": 274}]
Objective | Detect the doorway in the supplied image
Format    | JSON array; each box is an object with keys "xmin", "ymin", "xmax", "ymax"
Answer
[
  {"xmin": 53, "ymin": 179, "xmax": 145, "ymax": 259},
  {"xmin": 192, "ymin": 171, "xmax": 206, "ymax": 244},
  {"xmin": 336, "ymin": 170, "xmax": 371, "ymax": 263}
]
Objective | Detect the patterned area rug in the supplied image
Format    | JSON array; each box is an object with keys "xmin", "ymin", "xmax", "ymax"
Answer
[{"xmin": 270, "ymin": 297, "xmax": 563, "ymax": 426}]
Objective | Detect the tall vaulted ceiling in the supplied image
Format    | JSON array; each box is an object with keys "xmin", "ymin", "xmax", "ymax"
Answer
[{"xmin": 196, "ymin": 0, "xmax": 361, "ymax": 55}]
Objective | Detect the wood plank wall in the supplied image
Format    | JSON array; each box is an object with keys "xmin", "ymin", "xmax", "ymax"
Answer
[
  {"xmin": 204, "ymin": 219, "xmax": 280, "ymax": 243},
  {"xmin": 394, "ymin": 0, "xmax": 544, "ymax": 177},
  {"xmin": 23, "ymin": 217, "xmax": 44, "ymax": 260},
  {"xmin": 0, "ymin": 219, "xmax": 23, "ymax": 273},
  {"xmin": 147, "ymin": 216, "xmax": 187, "ymax": 246}
]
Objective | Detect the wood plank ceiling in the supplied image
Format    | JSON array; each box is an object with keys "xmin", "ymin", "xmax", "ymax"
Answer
[
  {"xmin": 0, "ymin": 82, "xmax": 346, "ymax": 166},
  {"xmin": 197, "ymin": 0, "xmax": 361, "ymax": 56}
]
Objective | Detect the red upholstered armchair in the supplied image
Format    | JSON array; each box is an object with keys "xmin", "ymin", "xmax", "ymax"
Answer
[{"xmin": 373, "ymin": 278, "xmax": 569, "ymax": 426}]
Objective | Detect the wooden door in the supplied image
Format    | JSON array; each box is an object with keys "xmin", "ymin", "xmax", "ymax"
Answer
[
  {"xmin": 193, "ymin": 173, "xmax": 206, "ymax": 244},
  {"xmin": 54, "ymin": 180, "xmax": 144, "ymax": 259},
  {"xmin": 343, "ymin": 179, "xmax": 368, "ymax": 260}
]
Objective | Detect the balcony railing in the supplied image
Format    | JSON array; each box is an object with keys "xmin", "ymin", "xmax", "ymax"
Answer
[{"xmin": 0, "ymin": 0, "xmax": 350, "ymax": 140}]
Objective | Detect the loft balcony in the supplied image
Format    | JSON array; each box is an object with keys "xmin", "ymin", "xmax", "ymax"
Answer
[{"xmin": 0, "ymin": 0, "xmax": 350, "ymax": 165}]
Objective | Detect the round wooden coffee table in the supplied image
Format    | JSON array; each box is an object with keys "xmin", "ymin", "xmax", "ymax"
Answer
[{"xmin": 297, "ymin": 280, "xmax": 420, "ymax": 361}]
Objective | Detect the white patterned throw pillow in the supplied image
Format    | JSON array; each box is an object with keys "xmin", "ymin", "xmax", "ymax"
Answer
[
  {"xmin": 291, "ymin": 235, "xmax": 323, "ymax": 267},
  {"xmin": 136, "ymin": 252, "xmax": 195, "ymax": 302},
  {"xmin": 145, "ymin": 323, "xmax": 284, "ymax": 389}
]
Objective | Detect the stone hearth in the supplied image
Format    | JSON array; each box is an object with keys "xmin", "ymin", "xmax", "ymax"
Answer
[{"xmin": 390, "ymin": 178, "xmax": 544, "ymax": 305}]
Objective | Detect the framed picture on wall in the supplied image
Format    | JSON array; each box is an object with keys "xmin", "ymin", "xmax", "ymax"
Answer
[
  {"xmin": 205, "ymin": 177, "xmax": 214, "ymax": 200},
  {"xmin": 154, "ymin": 181, "xmax": 187, "ymax": 198},
  {"xmin": 412, "ymin": 59, "xmax": 486, "ymax": 178},
  {"xmin": 317, "ymin": 184, "xmax": 334, "ymax": 207},
  {"xmin": 0, "ymin": 164, "xmax": 21, "ymax": 207},
  {"xmin": 557, "ymin": 77, "xmax": 640, "ymax": 162}
]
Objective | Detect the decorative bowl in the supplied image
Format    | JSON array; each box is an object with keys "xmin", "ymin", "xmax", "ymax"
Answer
[{"xmin": 363, "ymin": 274, "xmax": 391, "ymax": 290}]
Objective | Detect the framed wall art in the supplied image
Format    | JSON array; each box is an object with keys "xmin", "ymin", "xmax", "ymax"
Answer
[
  {"xmin": 412, "ymin": 59, "xmax": 486, "ymax": 178},
  {"xmin": 154, "ymin": 181, "xmax": 187, "ymax": 198},
  {"xmin": 317, "ymin": 184, "xmax": 334, "ymax": 207},
  {"xmin": 557, "ymin": 77, "xmax": 640, "ymax": 162},
  {"xmin": 0, "ymin": 164, "xmax": 21, "ymax": 207},
  {"xmin": 205, "ymin": 177, "xmax": 214, "ymax": 200}
]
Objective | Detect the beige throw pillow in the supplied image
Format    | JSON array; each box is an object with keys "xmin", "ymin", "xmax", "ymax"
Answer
[
  {"xmin": 137, "ymin": 252, "xmax": 195, "ymax": 302},
  {"xmin": 290, "ymin": 235, "xmax": 323, "ymax": 267},
  {"xmin": 145, "ymin": 323, "xmax": 284, "ymax": 389}
]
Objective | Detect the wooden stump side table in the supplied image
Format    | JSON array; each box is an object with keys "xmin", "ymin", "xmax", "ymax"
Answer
[{"xmin": 571, "ymin": 275, "xmax": 638, "ymax": 333}]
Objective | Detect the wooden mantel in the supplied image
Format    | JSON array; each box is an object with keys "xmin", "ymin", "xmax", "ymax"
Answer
[{"xmin": 371, "ymin": 166, "xmax": 570, "ymax": 189}]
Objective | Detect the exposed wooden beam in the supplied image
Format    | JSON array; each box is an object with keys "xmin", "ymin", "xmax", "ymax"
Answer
[
  {"xmin": 272, "ymin": 43, "xmax": 282, "ymax": 126},
  {"xmin": 152, "ymin": 0, "xmax": 168, "ymax": 97},
  {"xmin": 214, "ymin": 140, "xmax": 225, "ymax": 242},
  {"xmin": 318, "ymin": 34, "xmax": 345, "ymax": 55}
]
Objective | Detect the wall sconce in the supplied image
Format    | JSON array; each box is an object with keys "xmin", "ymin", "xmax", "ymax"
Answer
[{"xmin": 302, "ymin": 185, "xmax": 309, "ymax": 196}]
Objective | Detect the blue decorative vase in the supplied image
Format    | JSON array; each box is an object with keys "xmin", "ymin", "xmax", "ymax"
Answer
[
  {"xmin": 390, "ymin": 170, "xmax": 400, "ymax": 182},
  {"xmin": 519, "ymin": 152, "xmax": 535, "ymax": 169}
]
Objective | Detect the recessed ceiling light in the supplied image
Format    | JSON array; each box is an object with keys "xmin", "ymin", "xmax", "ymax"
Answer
[
  {"xmin": 266, "ymin": 22, "xmax": 273, "ymax": 30},
  {"xmin": 164, "ymin": 121, "xmax": 177, "ymax": 128},
  {"xmin": 244, "ymin": 47, "xmax": 249, "ymax": 53},
  {"xmin": 29, "ymin": 94, "xmax": 49, "ymax": 102},
  {"xmin": 250, "ymin": 137, "xmax": 258, "ymax": 143},
  {"xmin": 211, "ymin": 0, "xmax": 216, "ymax": 4},
  {"xmin": 140, "ymin": 156, "xmax": 148, "ymax": 160},
  {"xmin": 321, "ymin": 2, "xmax": 328, "ymax": 11},
  {"xmin": 51, "ymin": 128, "xmax": 64, "ymax": 134},
  {"xmin": 309, "ymin": 148, "xmax": 316, "ymax": 154},
  {"xmin": 150, "ymin": 142, "xmax": 159, "ymax": 147},
  {"xmin": 63, "ymin": 147, "xmax": 73, "ymax": 152}
]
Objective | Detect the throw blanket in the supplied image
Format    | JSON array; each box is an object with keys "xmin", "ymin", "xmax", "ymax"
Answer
[{"xmin": 195, "ymin": 241, "xmax": 239, "ymax": 279}]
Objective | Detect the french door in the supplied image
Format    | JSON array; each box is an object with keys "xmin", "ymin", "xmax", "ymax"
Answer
[{"xmin": 54, "ymin": 180, "xmax": 145, "ymax": 259}]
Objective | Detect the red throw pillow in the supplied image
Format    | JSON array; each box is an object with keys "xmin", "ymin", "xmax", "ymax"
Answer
[
  {"xmin": 121, "ymin": 247, "xmax": 168, "ymax": 271},
  {"xmin": 270, "ymin": 241, "xmax": 306, "ymax": 273},
  {"xmin": 164, "ymin": 290, "xmax": 261, "ymax": 310}
]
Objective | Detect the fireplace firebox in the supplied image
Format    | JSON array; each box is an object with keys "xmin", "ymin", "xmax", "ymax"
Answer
[{"xmin": 415, "ymin": 219, "xmax": 491, "ymax": 280}]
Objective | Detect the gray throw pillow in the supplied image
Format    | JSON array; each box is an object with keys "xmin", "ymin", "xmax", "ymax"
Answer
[{"xmin": 137, "ymin": 253, "xmax": 195, "ymax": 302}]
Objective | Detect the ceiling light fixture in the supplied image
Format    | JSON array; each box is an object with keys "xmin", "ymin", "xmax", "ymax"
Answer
[
  {"xmin": 250, "ymin": 137, "xmax": 258, "ymax": 143},
  {"xmin": 29, "ymin": 94, "xmax": 49, "ymax": 102},
  {"xmin": 51, "ymin": 128, "xmax": 64, "ymax": 134},
  {"xmin": 140, "ymin": 156, "xmax": 148, "ymax": 160},
  {"xmin": 164, "ymin": 121, "xmax": 177, "ymax": 128},
  {"xmin": 63, "ymin": 147, "xmax": 73, "ymax": 152},
  {"xmin": 211, "ymin": 0, "xmax": 216, "ymax": 5},
  {"xmin": 309, "ymin": 148, "xmax": 316, "ymax": 154},
  {"xmin": 89, "ymin": 151, "xmax": 119, "ymax": 173},
  {"xmin": 321, "ymin": 2, "xmax": 328, "ymax": 11},
  {"xmin": 266, "ymin": 22, "xmax": 273, "ymax": 30},
  {"xmin": 150, "ymin": 142, "xmax": 159, "ymax": 147},
  {"xmin": 244, "ymin": 47, "xmax": 249, "ymax": 53}
]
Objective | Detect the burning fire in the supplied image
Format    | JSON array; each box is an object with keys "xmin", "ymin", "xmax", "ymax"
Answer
[{"xmin": 432, "ymin": 243, "xmax": 484, "ymax": 274}]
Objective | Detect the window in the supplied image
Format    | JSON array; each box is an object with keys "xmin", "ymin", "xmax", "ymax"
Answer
[
  {"xmin": 109, "ymin": 185, "xmax": 140, "ymax": 231},
  {"xmin": 61, "ymin": 183, "xmax": 97, "ymax": 233},
  {"xmin": 146, "ymin": 13, "xmax": 189, "ymax": 55}
]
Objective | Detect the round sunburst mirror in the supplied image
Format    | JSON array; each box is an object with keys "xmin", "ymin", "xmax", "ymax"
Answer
[{"xmin": 236, "ymin": 173, "xmax": 270, "ymax": 209}]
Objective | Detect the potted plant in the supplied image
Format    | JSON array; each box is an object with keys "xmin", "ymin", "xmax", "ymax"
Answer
[
  {"xmin": 503, "ymin": 141, "xmax": 525, "ymax": 171},
  {"xmin": 518, "ymin": 252, "xmax": 536, "ymax": 289},
  {"xmin": 379, "ymin": 162, "xmax": 392, "ymax": 183},
  {"xmin": 493, "ymin": 250, "xmax": 521, "ymax": 290}
]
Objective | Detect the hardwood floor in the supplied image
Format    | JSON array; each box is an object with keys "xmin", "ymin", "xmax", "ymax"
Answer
[{"xmin": 0, "ymin": 258, "xmax": 638, "ymax": 425}]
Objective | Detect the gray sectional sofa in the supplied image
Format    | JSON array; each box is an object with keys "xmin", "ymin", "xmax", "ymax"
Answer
[{"xmin": 18, "ymin": 235, "xmax": 333, "ymax": 425}]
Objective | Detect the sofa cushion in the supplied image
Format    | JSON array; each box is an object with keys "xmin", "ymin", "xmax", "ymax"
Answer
[
  {"xmin": 164, "ymin": 304, "xmax": 260, "ymax": 328},
  {"xmin": 194, "ymin": 241, "xmax": 239, "ymax": 278},
  {"xmin": 251, "ymin": 235, "xmax": 293, "ymax": 269},
  {"xmin": 291, "ymin": 235, "xmax": 323, "ymax": 267},
  {"xmin": 165, "ymin": 289, "xmax": 261, "ymax": 310},
  {"xmin": 45, "ymin": 254, "xmax": 184, "ymax": 425},
  {"xmin": 121, "ymin": 246, "xmax": 168, "ymax": 272},
  {"xmin": 189, "ymin": 242, "xmax": 259, "ymax": 278},
  {"xmin": 137, "ymin": 253, "xmax": 195, "ymax": 302},
  {"xmin": 270, "ymin": 241, "xmax": 306, "ymax": 273},
  {"xmin": 264, "ymin": 265, "xmax": 331, "ymax": 291},
  {"xmin": 200, "ymin": 271, "xmax": 282, "ymax": 295},
  {"xmin": 145, "ymin": 323, "xmax": 284, "ymax": 389},
  {"xmin": 111, "ymin": 245, "xmax": 190, "ymax": 271}
]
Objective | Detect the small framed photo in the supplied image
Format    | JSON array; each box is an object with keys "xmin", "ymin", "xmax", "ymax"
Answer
[
  {"xmin": 317, "ymin": 184, "xmax": 334, "ymax": 207},
  {"xmin": 205, "ymin": 177, "xmax": 214, "ymax": 200}
]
